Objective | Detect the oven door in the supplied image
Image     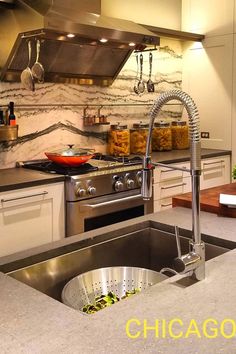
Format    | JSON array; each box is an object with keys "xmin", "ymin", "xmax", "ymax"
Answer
[{"xmin": 66, "ymin": 190, "xmax": 153, "ymax": 236}]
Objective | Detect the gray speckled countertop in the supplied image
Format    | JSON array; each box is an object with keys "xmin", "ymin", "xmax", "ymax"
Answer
[
  {"xmin": 0, "ymin": 149, "xmax": 231, "ymax": 192},
  {"xmin": 0, "ymin": 207, "xmax": 236, "ymax": 353},
  {"xmin": 0, "ymin": 167, "xmax": 64, "ymax": 192}
]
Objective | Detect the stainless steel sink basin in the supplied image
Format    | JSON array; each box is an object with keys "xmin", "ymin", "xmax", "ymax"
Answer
[{"xmin": 7, "ymin": 226, "xmax": 230, "ymax": 301}]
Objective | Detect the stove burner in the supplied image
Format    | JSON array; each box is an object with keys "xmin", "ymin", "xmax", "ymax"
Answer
[
  {"xmin": 23, "ymin": 161, "xmax": 98, "ymax": 176},
  {"xmin": 94, "ymin": 154, "xmax": 143, "ymax": 164}
]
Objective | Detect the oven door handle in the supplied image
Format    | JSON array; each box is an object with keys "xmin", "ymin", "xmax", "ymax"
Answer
[{"xmin": 80, "ymin": 194, "xmax": 143, "ymax": 210}]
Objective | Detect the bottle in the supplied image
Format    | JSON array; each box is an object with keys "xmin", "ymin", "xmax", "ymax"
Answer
[
  {"xmin": 152, "ymin": 121, "xmax": 172, "ymax": 151},
  {"xmin": 0, "ymin": 108, "xmax": 4, "ymax": 126},
  {"xmin": 130, "ymin": 121, "xmax": 149, "ymax": 155},
  {"xmin": 9, "ymin": 101, "xmax": 16, "ymax": 126},
  {"xmin": 108, "ymin": 123, "xmax": 130, "ymax": 156}
]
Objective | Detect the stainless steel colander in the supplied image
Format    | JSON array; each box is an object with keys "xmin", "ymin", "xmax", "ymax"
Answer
[{"xmin": 61, "ymin": 266, "xmax": 167, "ymax": 312}]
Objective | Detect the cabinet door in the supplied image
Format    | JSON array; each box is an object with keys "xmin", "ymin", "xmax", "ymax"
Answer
[
  {"xmin": 182, "ymin": 0, "xmax": 234, "ymax": 36},
  {"xmin": 0, "ymin": 183, "xmax": 64, "ymax": 257},
  {"xmin": 201, "ymin": 156, "xmax": 231, "ymax": 189},
  {"xmin": 182, "ymin": 35, "xmax": 233, "ymax": 151}
]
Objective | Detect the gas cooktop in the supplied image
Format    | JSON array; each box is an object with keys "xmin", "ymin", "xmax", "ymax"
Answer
[{"xmin": 17, "ymin": 155, "xmax": 143, "ymax": 176}]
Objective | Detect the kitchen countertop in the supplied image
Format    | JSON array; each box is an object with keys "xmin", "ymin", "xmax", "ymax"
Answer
[
  {"xmin": 0, "ymin": 148, "xmax": 231, "ymax": 192},
  {"xmin": 0, "ymin": 207, "xmax": 236, "ymax": 353},
  {"xmin": 0, "ymin": 167, "xmax": 65, "ymax": 192}
]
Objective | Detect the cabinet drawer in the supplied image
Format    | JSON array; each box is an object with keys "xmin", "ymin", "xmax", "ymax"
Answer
[
  {"xmin": 154, "ymin": 177, "xmax": 191, "ymax": 200},
  {"xmin": 153, "ymin": 162, "xmax": 190, "ymax": 183},
  {"xmin": 201, "ymin": 156, "xmax": 230, "ymax": 189},
  {"xmin": 0, "ymin": 182, "xmax": 65, "ymax": 257},
  {"xmin": 154, "ymin": 198, "xmax": 173, "ymax": 212}
]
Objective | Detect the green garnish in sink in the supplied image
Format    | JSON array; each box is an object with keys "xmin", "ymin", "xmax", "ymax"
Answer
[{"xmin": 82, "ymin": 289, "xmax": 140, "ymax": 314}]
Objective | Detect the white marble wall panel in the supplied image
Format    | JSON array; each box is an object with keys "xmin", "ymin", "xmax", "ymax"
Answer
[{"xmin": 0, "ymin": 38, "xmax": 182, "ymax": 168}]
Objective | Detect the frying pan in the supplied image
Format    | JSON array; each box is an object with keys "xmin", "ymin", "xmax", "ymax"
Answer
[{"xmin": 45, "ymin": 145, "xmax": 94, "ymax": 167}]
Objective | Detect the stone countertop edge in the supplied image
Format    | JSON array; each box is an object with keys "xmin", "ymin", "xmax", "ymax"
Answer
[
  {"xmin": 0, "ymin": 168, "xmax": 65, "ymax": 192},
  {"xmin": 0, "ymin": 226, "xmax": 235, "ymax": 352},
  {"xmin": 0, "ymin": 148, "xmax": 231, "ymax": 192}
]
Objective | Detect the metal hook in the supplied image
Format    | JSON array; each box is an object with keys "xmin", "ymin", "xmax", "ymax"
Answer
[
  {"xmin": 83, "ymin": 105, "xmax": 89, "ymax": 117},
  {"xmin": 97, "ymin": 105, "xmax": 103, "ymax": 118}
]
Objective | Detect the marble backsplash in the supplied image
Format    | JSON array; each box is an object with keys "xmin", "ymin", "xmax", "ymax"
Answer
[{"xmin": 0, "ymin": 39, "xmax": 183, "ymax": 168}]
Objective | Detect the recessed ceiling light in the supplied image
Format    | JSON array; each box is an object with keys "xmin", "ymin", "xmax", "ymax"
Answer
[
  {"xmin": 67, "ymin": 33, "xmax": 75, "ymax": 38},
  {"xmin": 129, "ymin": 42, "xmax": 136, "ymax": 47},
  {"xmin": 99, "ymin": 38, "xmax": 108, "ymax": 43}
]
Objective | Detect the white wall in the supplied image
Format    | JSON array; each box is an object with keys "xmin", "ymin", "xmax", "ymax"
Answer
[
  {"xmin": 102, "ymin": 0, "xmax": 182, "ymax": 29},
  {"xmin": 182, "ymin": 0, "xmax": 235, "ymax": 168}
]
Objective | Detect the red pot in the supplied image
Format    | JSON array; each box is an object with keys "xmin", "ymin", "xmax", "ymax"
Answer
[{"xmin": 45, "ymin": 145, "xmax": 94, "ymax": 167}]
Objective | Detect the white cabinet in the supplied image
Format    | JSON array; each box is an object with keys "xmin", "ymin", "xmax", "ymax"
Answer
[
  {"xmin": 182, "ymin": 0, "xmax": 234, "ymax": 36},
  {"xmin": 182, "ymin": 35, "xmax": 233, "ymax": 151},
  {"xmin": 153, "ymin": 161, "xmax": 191, "ymax": 212},
  {"xmin": 153, "ymin": 155, "xmax": 231, "ymax": 212},
  {"xmin": 0, "ymin": 182, "xmax": 65, "ymax": 257},
  {"xmin": 201, "ymin": 155, "xmax": 231, "ymax": 189}
]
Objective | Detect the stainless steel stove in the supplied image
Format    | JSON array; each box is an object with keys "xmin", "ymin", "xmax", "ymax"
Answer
[{"xmin": 18, "ymin": 155, "xmax": 153, "ymax": 236}]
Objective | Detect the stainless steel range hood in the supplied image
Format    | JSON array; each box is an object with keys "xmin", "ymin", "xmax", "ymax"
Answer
[{"xmin": 0, "ymin": 0, "xmax": 160, "ymax": 86}]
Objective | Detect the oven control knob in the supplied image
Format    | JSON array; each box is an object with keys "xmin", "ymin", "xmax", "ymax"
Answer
[
  {"xmin": 87, "ymin": 186, "xmax": 96, "ymax": 196},
  {"xmin": 126, "ymin": 179, "xmax": 135, "ymax": 189},
  {"xmin": 114, "ymin": 180, "xmax": 124, "ymax": 192},
  {"xmin": 76, "ymin": 188, "xmax": 87, "ymax": 198},
  {"xmin": 136, "ymin": 171, "xmax": 142, "ymax": 187}
]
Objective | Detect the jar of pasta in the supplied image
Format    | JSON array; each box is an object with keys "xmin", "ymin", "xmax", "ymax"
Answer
[
  {"xmin": 108, "ymin": 123, "xmax": 130, "ymax": 156},
  {"xmin": 130, "ymin": 122, "xmax": 149, "ymax": 155},
  {"xmin": 171, "ymin": 120, "xmax": 189, "ymax": 150},
  {"xmin": 152, "ymin": 121, "xmax": 172, "ymax": 151}
]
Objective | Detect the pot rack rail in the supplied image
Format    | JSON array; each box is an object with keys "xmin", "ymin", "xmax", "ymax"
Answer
[{"xmin": 0, "ymin": 102, "xmax": 182, "ymax": 110}]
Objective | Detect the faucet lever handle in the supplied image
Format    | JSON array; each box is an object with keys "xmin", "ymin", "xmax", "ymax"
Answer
[{"xmin": 175, "ymin": 225, "xmax": 182, "ymax": 258}]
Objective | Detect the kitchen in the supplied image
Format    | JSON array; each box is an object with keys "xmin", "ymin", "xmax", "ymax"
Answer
[{"xmin": 0, "ymin": 0, "xmax": 236, "ymax": 353}]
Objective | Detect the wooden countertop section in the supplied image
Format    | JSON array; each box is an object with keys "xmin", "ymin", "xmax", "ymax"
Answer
[{"xmin": 172, "ymin": 183, "xmax": 236, "ymax": 217}]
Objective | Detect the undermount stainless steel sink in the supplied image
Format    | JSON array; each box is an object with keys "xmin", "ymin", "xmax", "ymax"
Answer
[{"xmin": 6, "ymin": 226, "xmax": 231, "ymax": 302}]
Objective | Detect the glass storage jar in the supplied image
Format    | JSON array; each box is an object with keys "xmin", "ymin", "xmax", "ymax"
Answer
[
  {"xmin": 152, "ymin": 121, "xmax": 172, "ymax": 151},
  {"xmin": 130, "ymin": 122, "xmax": 149, "ymax": 155},
  {"xmin": 171, "ymin": 120, "xmax": 189, "ymax": 150},
  {"xmin": 108, "ymin": 123, "xmax": 130, "ymax": 156}
]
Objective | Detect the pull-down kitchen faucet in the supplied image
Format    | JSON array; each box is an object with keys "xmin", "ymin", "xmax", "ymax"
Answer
[{"xmin": 142, "ymin": 89, "xmax": 205, "ymax": 281}]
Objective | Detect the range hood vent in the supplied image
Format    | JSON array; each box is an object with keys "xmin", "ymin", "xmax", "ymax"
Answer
[{"xmin": 0, "ymin": 0, "xmax": 160, "ymax": 86}]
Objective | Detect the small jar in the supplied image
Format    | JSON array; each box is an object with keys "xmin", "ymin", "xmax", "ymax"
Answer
[
  {"xmin": 152, "ymin": 121, "xmax": 172, "ymax": 151},
  {"xmin": 171, "ymin": 120, "xmax": 189, "ymax": 150},
  {"xmin": 108, "ymin": 123, "xmax": 130, "ymax": 156},
  {"xmin": 130, "ymin": 122, "xmax": 149, "ymax": 155}
]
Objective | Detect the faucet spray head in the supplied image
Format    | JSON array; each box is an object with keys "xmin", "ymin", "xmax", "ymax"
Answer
[{"xmin": 141, "ymin": 156, "xmax": 153, "ymax": 200}]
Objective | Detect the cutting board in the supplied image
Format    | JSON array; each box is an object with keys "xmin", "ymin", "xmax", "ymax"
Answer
[{"xmin": 172, "ymin": 183, "xmax": 236, "ymax": 217}]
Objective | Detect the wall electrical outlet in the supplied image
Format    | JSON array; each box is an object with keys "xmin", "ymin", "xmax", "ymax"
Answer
[{"xmin": 201, "ymin": 131, "xmax": 210, "ymax": 139}]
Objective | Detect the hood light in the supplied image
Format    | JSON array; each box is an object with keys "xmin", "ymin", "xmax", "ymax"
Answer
[
  {"xmin": 129, "ymin": 42, "xmax": 136, "ymax": 47},
  {"xmin": 99, "ymin": 38, "xmax": 108, "ymax": 43},
  {"xmin": 67, "ymin": 33, "xmax": 75, "ymax": 38}
]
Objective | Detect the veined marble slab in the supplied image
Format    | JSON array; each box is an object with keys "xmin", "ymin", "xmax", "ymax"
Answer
[{"xmin": 0, "ymin": 39, "xmax": 183, "ymax": 168}]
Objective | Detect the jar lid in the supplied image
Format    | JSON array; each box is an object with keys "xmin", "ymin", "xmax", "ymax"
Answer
[
  {"xmin": 133, "ymin": 121, "xmax": 149, "ymax": 129},
  {"xmin": 110, "ymin": 123, "xmax": 128, "ymax": 130},
  {"xmin": 154, "ymin": 121, "xmax": 170, "ymax": 128},
  {"xmin": 171, "ymin": 120, "xmax": 187, "ymax": 126}
]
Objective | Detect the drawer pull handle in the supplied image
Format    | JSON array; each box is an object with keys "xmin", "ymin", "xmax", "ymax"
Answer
[
  {"xmin": 1, "ymin": 191, "xmax": 48, "ymax": 203},
  {"xmin": 161, "ymin": 202, "xmax": 172, "ymax": 207},
  {"xmin": 203, "ymin": 160, "xmax": 224, "ymax": 167},
  {"xmin": 161, "ymin": 183, "xmax": 186, "ymax": 190}
]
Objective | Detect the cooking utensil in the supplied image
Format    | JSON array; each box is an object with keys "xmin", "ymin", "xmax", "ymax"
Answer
[
  {"xmin": 137, "ymin": 53, "xmax": 145, "ymax": 94},
  {"xmin": 20, "ymin": 41, "xmax": 35, "ymax": 91},
  {"xmin": 61, "ymin": 266, "xmax": 167, "ymax": 312},
  {"xmin": 133, "ymin": 54, "xmax": 139, "ymax": 94},
  {"xmin": 45, "ymin": 144, "xmax": 94, "ymax": 166},
  {"xmin": 147, "ymin": 52, "xmax": 155, "ymax": 92},
  {"xmin": 32, "ymin": 39, "xmax": 44, "ymax": 83}
]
